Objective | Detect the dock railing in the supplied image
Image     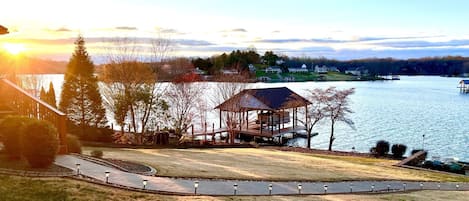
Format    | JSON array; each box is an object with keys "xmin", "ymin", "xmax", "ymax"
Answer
[{"xmin": 0, "ymin": 78, "xmax": 67, "ymax": 153}]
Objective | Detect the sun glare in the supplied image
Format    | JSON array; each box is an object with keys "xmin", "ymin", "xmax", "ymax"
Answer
[{"xmin": 3, "ymin": 43, "xmax": 26, "ymax": 55}]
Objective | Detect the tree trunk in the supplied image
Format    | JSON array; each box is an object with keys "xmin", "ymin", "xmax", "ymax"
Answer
[
  {"xmin": 307, "ymin": 126, "xmax": 311, "ymax": 149},
  {"xmin": 328, "ymin": 121, "xmax": 334, "ymax": 151}
]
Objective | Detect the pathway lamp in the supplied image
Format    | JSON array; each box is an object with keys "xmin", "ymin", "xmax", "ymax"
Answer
[
  {"xmin": 420, "ymin": 182, "xmax": 423, "ymax": 190},
  {"xmin": 76, "ymin": 163, "xmax": 80, "ymax": 176},
  {"xmin": 143, "ymin": 179, "xmax": 148, "ymax": 190},
  {"xmin": 387, "ymin": 184, "xmax": 391, "ymax": 191},
  {"xmin": 323, "ymin": 184, "xmax": 328, "ymax": 194},
  {"xmin": 403, "ymin": 183, "xmax": 406, "ymax": 191},
  {"xmin": 297, "ymin": 183, "xmax": 302, "ymax": 194},
  {"xmin": 105, "ymin": 171, "xmax": 110, "ymax": 183},
  {"xmin": 268, "ymin": 183, "xmax": 272, "ymax": 195},
  {"xmin": 371, "ymin": 183, "xmax": 375, "ymax": 192},
  {"xmin": 233, "ymin": 183, "xmax": 238, "ymax": 195},
  {"xmin": 349, "ymin": 183, "xmax": 353, "ymax": 193},
  {"xmin": 456, "ymin": 184, "xmax": 459, "ymax": 190},
  {"xmin": 437, "ymin": 182, "xmax": 441, "ymax": 190},
  {"xmin": 194, "ymin": 180, "xmax": 199, "ymax": 194}
]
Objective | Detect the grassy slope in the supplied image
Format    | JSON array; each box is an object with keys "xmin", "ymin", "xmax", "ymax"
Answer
[
  {"xmin": 83, "ymin": 147, "xmax": 469, "ymax": 182},
  {"xmin": 0, "ymin": 175, "xmax": 467, "ymax": 201}
]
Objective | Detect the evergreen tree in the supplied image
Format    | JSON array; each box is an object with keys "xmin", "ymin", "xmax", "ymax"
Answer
[
  {"xmin": 59, "ymin": 35, "xmax": 106, "ymax": 135},
  {"xmin": 46, "ymin": 81, "xmax": 57, "ymax": 108},
  {"xmin": 39, "ymin": 86, "xmax": 47, "ymax": 102}
]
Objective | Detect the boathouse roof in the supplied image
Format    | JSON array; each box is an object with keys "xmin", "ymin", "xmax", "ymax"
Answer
[{"xmin": 215, "ymin": 87, "xmax": 311, "ymax": 112}]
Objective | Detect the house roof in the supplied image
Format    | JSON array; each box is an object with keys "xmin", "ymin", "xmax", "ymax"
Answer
[
  {"xmin": 460, "ymin": 80, "xmax": 469, "ymax": 84},
  {"xmin": 215, "ymin": 87, "xmax": 311, "ymax": 111}
]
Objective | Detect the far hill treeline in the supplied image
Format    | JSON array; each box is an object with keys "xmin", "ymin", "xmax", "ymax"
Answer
[
  {"xmin": 193, "ymin": 50, "xmax": 469, "ymax": 76},
  {"xmin": 2, "ymin": 49, "xmax": 469, "ymax": 76}
]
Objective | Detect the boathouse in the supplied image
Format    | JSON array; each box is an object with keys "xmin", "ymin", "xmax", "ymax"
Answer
[
  {"xmin": 215, "ymin": 87, "xmax": 311, "ymax": 142},
  {"xmin": 459, "ymin": 80, "xmax": 469, "ymax": 93}
]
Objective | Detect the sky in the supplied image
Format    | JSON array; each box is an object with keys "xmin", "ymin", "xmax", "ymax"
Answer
[{"xmin": 2, "ymin": 0, "xmax": 469, "ymax": 62}]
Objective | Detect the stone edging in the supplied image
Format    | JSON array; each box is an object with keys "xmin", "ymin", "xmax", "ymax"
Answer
[
  {"xmin": 71, "ymin": 153, "xmax": 157, "ymax": 176},
  {"xmin": 0, "ymin": 167, "xmax": 74, "ymax": 177}
]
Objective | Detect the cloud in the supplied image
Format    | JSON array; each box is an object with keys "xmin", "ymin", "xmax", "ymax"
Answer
[
  {"xmin": 115, "ymin": 26, "xmax": 138, "ymax": 31},
  {"xmin": 221, "ymin": 28, "xmax": 248, "ymax": 33},
  {"xmin": 55, "ymin": 27, "xmax": 72, "ymax": 32},
  {"xmin": 174, "ymin": 39, "xmax": 214, "ymax": 46},
  {"xmin": 373, "ymin": 39, "xmax": 469, "ymax": 49}
]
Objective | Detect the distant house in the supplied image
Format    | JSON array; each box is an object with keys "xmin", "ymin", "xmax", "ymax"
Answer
[
  {"xmin": 193, "ymin": 67, "xmax": 206, "ymax": 75},
  {"xmin": 314, "ymin": 65, "xmax": 338, "ymax": 73},
  {"xmin": 288, "ymin": 64, "xmax": 309, "ymax": 73},
  {"xmin": 248, "ymin": 64, "xmax": 256, "ymax": 72},
  {"xmin": 345, "ymin": 67, "xmax": 369, "ymax": 76},
  {"xmin": 265, "ymin": 66, "xmax": 282, "ymax": 73},
  {"xmin": 222, "ymin": 69, "xmax": 239, "ymax": 75}
]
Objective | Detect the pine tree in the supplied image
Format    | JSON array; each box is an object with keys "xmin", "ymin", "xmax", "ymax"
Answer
[
  {"xmin": 46, "ymin": 81, "xmax": 57, "ymax": 108},
  {"xmin": 59, "ymin": 35, "xmax": 106, "ymax": 135},
  {"xmin": 39, "ymin": 86, "xmax": 47, "ymax": 102}
]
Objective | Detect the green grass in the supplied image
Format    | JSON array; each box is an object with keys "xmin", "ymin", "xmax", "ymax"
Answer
[
  {"xmin": 0, "ymin": 175, "xmax": 467, "ymax": 201},
  {"xmin": 0, "ymin": 153, "xmax": 70, "ymax": 172}
]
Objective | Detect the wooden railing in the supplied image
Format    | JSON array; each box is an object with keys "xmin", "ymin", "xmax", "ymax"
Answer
[{"xmin": 0, "ymin": 78, "xmax": 67, "ymax": 153}]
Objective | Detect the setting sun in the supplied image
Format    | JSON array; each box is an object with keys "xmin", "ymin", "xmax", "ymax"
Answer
[{"xmin": 3, "ymin": 43, "xmax": 26, "ymax": 55}]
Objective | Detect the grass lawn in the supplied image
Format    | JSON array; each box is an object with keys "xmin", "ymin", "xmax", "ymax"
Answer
[
  {"xmin": 83, "ymin": 147, "xmax": 469, "ymax": 182},
  {"xmin": 0, "ymin": 153, "xmax": 71, "ymax": 173},
  {"xmin": 0, "ymin": 175, "xmax": 467, "ymax": 201}
]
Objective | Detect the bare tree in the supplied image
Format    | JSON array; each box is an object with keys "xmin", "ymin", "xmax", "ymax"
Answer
[
  {"xmin": 166, "ymin": 73, "xmax": 205, "ymax": 136},
  {"xmin": 100, "ymin": 37, "xmax": 171, "ymax": 143},
  {"xmin": 211, "ymin": 74, "xmax": 251, "ymax": 143},
  {"xmin": 18, "ymin": 74, "xmax": 45, "ymax": 97},
  {"xmin": 298, "ymin": 88, "xmax": 332, "ymax": 148},
  {"xmin": 324, "ymin": 87, "xmax": 355, "ymax": 151}
]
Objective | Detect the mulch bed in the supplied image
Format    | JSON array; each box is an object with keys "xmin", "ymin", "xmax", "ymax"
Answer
[{"xmin": 266, "ymin": 146, "xmax": 373, "ymax": 157}]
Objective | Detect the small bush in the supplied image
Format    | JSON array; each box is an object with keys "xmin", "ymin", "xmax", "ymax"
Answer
[
  {"xmin": 375, "ymin": 140, "xmax": 390, "ymax": 157},
  {"xmin": 0, "ymin": 116, "xmax": 35, "ymax": 160},
  {"xmin": 21, "ymin": 120, "xmax": 59, "ymax": 168},
  {"xmin": 90, "ymin": 150, "xmax": 103, "ymax": 158},
  {"xmin": 66, "ymin": 135, "xmax": 82, "ymax": 154},
  {"xmin": 391, "ymin": 144, "xmax": 407, "ymax": 158}
]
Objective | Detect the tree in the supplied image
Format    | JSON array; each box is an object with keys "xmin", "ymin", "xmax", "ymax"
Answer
[
  {"xmin": 101, "ymin": 37, "xmax": 171, "ymax": 143},
  {"xmin": 261, "ymin": 51, "xmax": 279, "ymax": 66},
  {"xmin": 298, "ymin": 88, "xmax": 330, "ymax": 149},
  {"xmin": 46, "ymin": 81, "xmax": 57, "ymax": 108},
  {"xmin": 211, "ymin": 74, "xmax": 250, "ymax": 143},
  {"xmin": 166, "ymin": 73, "xmax": 205, "ymax": 137},
  {"xmin": 59, "ymin": 35, "xmax": 107, "ymax": 136},
  {"xmin": 39, "ymin": 86, "xmax": 47, "ymax": 102},
  {"xmin": 324, "ymin": 87, "xmax": 355, "ymax": 151}
]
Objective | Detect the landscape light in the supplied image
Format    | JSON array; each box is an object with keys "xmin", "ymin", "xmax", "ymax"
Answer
[
  {"xmin": 268, "ymin": 183, "xmax": 272, "ymax": 195},
  {"xmin": 420, "ymin": 182, "xmax": 423, "ymax": 189},
  {"xmin": 297, "ymin": 183, "xmax": 302, "ymax": 194},
  {"xmin": 233, "ymin": 183, "xmax": 238, "ymax": 195},
  {"xmin": 403, "ymin": 183, "xmax": 407, "ymax": 191},
  {"xmin": 194, "ymin": 180, "xmax": 199, "ymax": 194},
  {"xmin": 437, "ymin": 182, "xmax": 441, "ymax": 190},
  {"xmin": 371, "ymin": 184, "xmax": 375, "ymax": 192},
  {"xmin": 387, "ymin": 184, "xmax": 391, "ymax": 191},
  {"xmin": 76, "ymin": 163, "xmax": 81, "ymax": 175},
  {"xmin": 105, "ymin": 171, "xmax": 110, "ymax": 183},
  {"xmin": 143, "ymin": 179, "xmax": 148, "ymax": 190},
  {"xmin": 456, "ymin": 184, "xmax": 459, "ymax": 190},
  {"xmin": 349, "ymin": 183, "xmax": 353, "ymax": 193},
  {"xmin": 323, "ymin": 184, "xmax": 328, "ymax": 194}
]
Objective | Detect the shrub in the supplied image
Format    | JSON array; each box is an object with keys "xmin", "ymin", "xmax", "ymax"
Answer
[
  {"xmin": 0, "ymin": 116, "xmax": 35, "ymax": 160},
  {"xmin": 67, "ymin": 135, "xmax": 82, "ymax": 154},
  {"xmin": 90, "ymin": 150, "xmax": 103, "ymax": 158},
  {"xmin": 391, "ymin": 144, "xmax": 407, "ymax": 158},
  {"xmin": 375, "ymin": 140, "xmax": 390, "ymax": 157},
  {"xmin": 21, "ymin": 120, "xmax": 59, "ymax": 168}
]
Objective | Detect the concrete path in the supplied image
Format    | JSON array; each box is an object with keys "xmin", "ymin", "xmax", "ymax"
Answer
[{"xmin": 55, "ymin": 155, "xmax": 468, "ymax": 196}]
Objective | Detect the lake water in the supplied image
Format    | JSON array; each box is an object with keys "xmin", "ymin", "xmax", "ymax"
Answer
[{"xmin": 33, "ymin": 75, "xmax": 469, "ymax": 161}]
